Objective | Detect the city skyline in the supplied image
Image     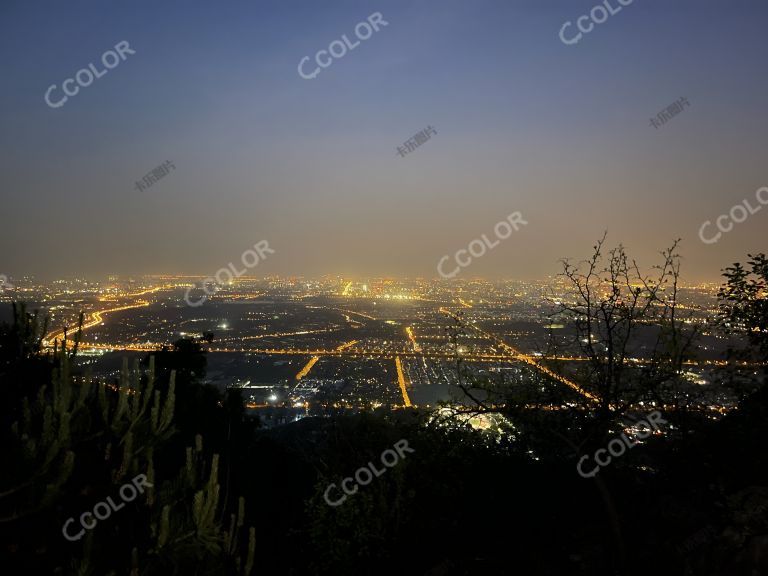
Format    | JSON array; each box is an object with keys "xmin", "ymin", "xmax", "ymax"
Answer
[
  {"xmin": 0, "ymin": 270, "xmax": 727, "ymax": 288},
  {"xmin": 1, "ymin": 271, "xmax": 732, "ymax": 415}
]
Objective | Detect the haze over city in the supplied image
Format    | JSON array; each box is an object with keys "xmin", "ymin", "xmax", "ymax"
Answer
[
  {"xmin": 2, "ymin": 2, "xmax": 768, "ymax": 575},
  {"xmin": 2, "ymin": 0, "xmax": 767, "ymax": 280}
]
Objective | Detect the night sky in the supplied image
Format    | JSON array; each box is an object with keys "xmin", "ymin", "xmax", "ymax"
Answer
[{"xmin": 1, "ymin": 0, "xmax": 766, "ymax": 281}]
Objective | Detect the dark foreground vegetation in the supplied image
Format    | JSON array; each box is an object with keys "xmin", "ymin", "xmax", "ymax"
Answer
[{"xmin": 1, "ymin": 251, "xmax": 766, "ymax": 576}]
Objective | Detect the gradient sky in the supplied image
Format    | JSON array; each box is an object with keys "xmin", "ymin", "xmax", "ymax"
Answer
[{"xmin": 1, "ymin": 0, "xmax": 766, "ymax": 282}]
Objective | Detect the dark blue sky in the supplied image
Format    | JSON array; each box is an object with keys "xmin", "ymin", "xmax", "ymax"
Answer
[{"xmin": 1, "ymin": 0, "xmax": 767, "ymax": 280}]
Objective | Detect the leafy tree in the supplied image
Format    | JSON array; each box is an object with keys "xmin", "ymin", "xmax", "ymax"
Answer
[{"xmin": 718, "ymin": 252, "xmax": 768, "ymax": 364}]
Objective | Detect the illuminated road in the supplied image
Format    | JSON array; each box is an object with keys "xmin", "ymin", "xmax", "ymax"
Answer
[
  {"xmin": 405, "ymin": 326, "xmax": 421, "ymax": 352},
  {"xmin": 296, "ymin": 356, "xmax": 320, "ymax": 380},
  {"xmin": 98, "ymin": 284, "xmax": 175, "ymax": 301},
  {"xmin": 219, "ymin": 328, "xmax": 336, "ymax": 343},
  {"xmin": 295, "ymin": 340, "xmax": 359, "ymax": 380},
  {"xmin": 44, "ymin": 284, "xmax": 179, "ymax": 347},
  {"xmin": 60, "ymin": 340, "xmax": 742, "ymax": 370},
  {"xmin": 45, "ymin": 301, "xmax": 151, "ymax": 346},
  {"xmin": 395, "ymin": 356, "xmax": 412, "ymax": 407},
  {"xmin": 67, "ymin": 342, "xmax": 540, "ymax": 360},
  {"xmin": 439, "ymin": 307, "xmax": 600, "ymax": 404},
  {"xmin": 335, "ymin": 308, "xmax": 376, "ymax": 321},
  {"xmin": 336, "ymin": 340, "xmax": 359, "ymax": 351}
]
